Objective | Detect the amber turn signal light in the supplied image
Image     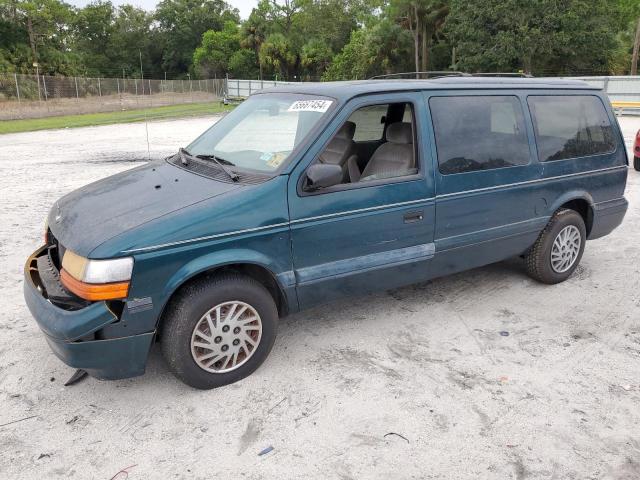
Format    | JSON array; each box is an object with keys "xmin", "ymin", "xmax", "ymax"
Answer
[{"xmin": 60, "ymin": 269, "xmax": 130, "ymax": 301}]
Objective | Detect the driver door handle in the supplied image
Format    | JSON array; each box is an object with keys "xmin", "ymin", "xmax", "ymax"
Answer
[{"xmin": 403, "ymin": 211, "xmax": 424, "ymax": 223}]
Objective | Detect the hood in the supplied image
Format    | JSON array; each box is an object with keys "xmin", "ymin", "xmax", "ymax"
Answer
[{"xmin": 48, "ymin": 159, "xmax": 241, "ymax": 257}]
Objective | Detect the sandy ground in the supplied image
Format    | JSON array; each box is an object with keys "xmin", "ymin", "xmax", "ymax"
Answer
[{"xmin": 0, "ymin": 115, "xmax": 639, "ymax": 480}]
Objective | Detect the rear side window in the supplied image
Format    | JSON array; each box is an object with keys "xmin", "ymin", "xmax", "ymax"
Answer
[
  {"xmin": 430, "ymin": 96, "xmax": 530, "ymax": 175},
  {"xmin": 528, "ymin": 95, "xmax": 615, "ymax": 162}
]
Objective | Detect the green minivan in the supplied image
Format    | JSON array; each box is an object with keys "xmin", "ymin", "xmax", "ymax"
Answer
[{"xmin": 25, "ymin": 78, "xmax": 629, "ymax": 388}]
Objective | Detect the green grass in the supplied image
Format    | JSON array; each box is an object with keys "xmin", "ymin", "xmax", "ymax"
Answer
[{"xmin": 0, "ymin": 102, "xmax": 235, "ymax": 134}]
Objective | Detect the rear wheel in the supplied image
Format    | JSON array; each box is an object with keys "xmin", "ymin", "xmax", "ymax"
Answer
[
  {"xmin": 525, "ymin": 209, "xmax": 586, "ymax": 284},
  {"xmin": 161, "ymin": 273, "xmax": 278, "ymax": 389}
]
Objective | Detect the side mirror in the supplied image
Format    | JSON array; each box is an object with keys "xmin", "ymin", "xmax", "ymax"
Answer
[{"xmin": 305, "ymin": 163, "xmax": 343, "ymax": 190}]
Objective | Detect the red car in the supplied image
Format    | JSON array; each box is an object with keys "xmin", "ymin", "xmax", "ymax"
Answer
[{"xmin": 635, "ymin": 129, "xmax": 640, "ymax": 171}]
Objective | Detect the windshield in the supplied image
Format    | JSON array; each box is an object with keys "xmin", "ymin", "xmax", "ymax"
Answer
[{"xmin": 187, "ymin": 93, "xmax": 335, "ymax": 172}]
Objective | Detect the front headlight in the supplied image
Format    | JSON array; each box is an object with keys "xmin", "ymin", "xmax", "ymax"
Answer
[{"xmin": 60, "ymin": 250, "xmax": 133, "ymax": 301}]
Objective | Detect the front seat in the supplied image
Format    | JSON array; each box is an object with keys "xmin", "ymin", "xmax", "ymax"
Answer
[
  {"xmin": 360, "ymin": 122, "xmax": 416, "ymax": 181},
  {"xmin": 318, "ymin": 121, "xmax": 356, "ymax": 181}
]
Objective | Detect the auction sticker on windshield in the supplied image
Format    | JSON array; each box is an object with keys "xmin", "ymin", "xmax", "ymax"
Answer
[{"xmin": 287, "ymin": 99, "xmax": 333, "ymax": 113}]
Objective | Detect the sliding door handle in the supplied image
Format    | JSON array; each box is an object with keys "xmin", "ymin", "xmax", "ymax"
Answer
[{"xmin": 403, "ymin": 211, "xmax": 424, "ymax": 223}]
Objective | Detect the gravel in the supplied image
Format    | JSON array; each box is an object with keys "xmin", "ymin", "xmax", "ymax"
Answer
[{"xmin": 0, "ymin": 114, "xmax": 639, "ymax": 479}]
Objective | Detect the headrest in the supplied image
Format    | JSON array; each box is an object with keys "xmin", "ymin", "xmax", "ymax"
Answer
[
  {"xmin": 335, "ymin": 121, "xmax": 356, "ymax": 140},
  {"xmin": 386, "ymin": 122, "xmax": 413, "ymax": 144}
]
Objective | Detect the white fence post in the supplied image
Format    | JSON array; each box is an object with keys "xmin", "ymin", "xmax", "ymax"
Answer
[
  {"xmin": 98, "ymin": 77, "xmax": 102, "ymax": 96},
  {"xmin": 74, "ymin": 76, "xmax": 79, "ymax": 102},
  {"xmin": 14, "ymin": 73, "xmax": 21, "ymax": 103},
  {"xmin": 36, "ymin": 74, "xmax": 42, "ymax": 103},
  {"xmin": 42, "ymin": 75, "xmax": 48, "ymax": 101}
]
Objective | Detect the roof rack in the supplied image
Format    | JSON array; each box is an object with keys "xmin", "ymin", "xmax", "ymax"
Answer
[
  {"xmin": 471, "ymin": 72, "xmax": 533, "ymax": 78},
  {"xmin": 368, "ymin": 71, "xmax": 469, "ymax": 80},
  {"xmin": 368, "ymin": 71, "xmax": 533, "ymax": 80}
]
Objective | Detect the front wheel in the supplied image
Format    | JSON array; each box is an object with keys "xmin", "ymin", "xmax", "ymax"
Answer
[
  {"xmin": 525, "ymin": 209, "xmax": 586, "ymax": 284},
  {"xmin": 161, "ymin": 273, "xmax": 278, "ymax": 389}
]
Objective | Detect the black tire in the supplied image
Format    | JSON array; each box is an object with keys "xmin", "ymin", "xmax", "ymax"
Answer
[
  {"xmin": 524, "ymin": 208, "xmax": 586, "ymax": 285},
  {"xmin": 160, "ymin": 273, "xmax": 278, "ymax": 389},
  {"xmin": 634, "ymin": 156, "xmax": 640, "ymax": 171}
]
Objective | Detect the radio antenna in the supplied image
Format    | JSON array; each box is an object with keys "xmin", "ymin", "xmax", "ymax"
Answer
[{"xmin": 140, "ymin": 50, "xmax": 151, "ymax": 161}]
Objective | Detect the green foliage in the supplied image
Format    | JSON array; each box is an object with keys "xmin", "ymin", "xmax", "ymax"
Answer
[
  {"xmin": 260, "ymin": 33, "xmax": 297, "ymax": 79},
  {"xmin": 0, "ymin": 0, "xmax": 639, "ymax": 80},
  {"xmin": 0, "ymin": 0, "xmax": 80, "ymax": 75},
  {"xmin": 154, "ymin": 0, "xmax": 240, "ymax": 75},
  {"xmin": 388, "ymin": 0, "xmax": 449, "ymax": 71},
  {"xmin": 301, "ymin": 39, "xmax": 333, "ymax": 79},
  {"xmin": 193, "ymin": 21, "xmax": 241, "ymax": 77},
  {"xmin": 447, "ymin": 0, "xmax": 624, "ymax": 75},
  {"xmin": 323, "ymin": 20, "xmax": 414, "ymax": 80},
  {"xmin": 228, "ymin": 48, "xmax": 259, "ymax": 78}
]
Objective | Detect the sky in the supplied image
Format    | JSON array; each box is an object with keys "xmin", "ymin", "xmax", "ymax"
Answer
[{"xmin": 66, "ymin": 0, "xmax": 258, "ymax": 19}]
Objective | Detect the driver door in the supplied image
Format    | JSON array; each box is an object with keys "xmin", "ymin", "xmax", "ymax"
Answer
[{"xmin": 287, "ymin": 92, "xmax": 436, "ymax": 309}]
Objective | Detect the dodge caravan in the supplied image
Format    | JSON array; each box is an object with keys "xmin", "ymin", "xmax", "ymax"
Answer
[{"xmin": 24, "ymin": 78, "xmax": 629, "ymax": 389}]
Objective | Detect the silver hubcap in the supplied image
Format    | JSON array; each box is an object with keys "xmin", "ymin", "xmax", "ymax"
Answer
[
  {"xmin": 551, "ymin": 225, "xmax": 581, "ymax": 273},
  {"xmin": 190, "ymin": 301, "xmax": 262, "ymax": 373}
]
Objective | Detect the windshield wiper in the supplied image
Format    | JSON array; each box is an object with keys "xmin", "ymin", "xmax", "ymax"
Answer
[
  {"xmin": 196, "ymin": 154, "xmax": 235, "ymax": 166},
  {"xmin": 178, "ymin": 148, "xmax": 239, "ymax": 182}
]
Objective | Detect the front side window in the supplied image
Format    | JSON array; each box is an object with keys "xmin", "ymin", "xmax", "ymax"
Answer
[
  {"xmin": 349, "ymin": 104, "xmax": 388, "ymax": 141},
  {"xmin": 187, "ymin": 93, "xmax": 334, "ymax": 172},
  {"xmin": 430, "ymin": 95, "xmax": 530, "ymax": 175},
  {"xmin": 528, "ymin": 95, "xmax": 615, "ymax": 162},
  {"xmin": 307, "ymin": 102, "xmax": 417, "ymax": 189}
]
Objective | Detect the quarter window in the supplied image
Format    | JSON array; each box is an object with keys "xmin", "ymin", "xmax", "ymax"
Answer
[
  {"xmin": 430, "ymin": 96, "xmax": 530, "ymax": 175},
  {"xmin": 527, "ymin": 95, "xmax": 615, "ymax": 162}
]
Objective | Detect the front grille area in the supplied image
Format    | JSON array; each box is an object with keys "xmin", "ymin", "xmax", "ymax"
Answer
[
  {"xmin": 47, "ymin": 230, "xmax": 65, "ymax": 270},
  {"xmin": 34, "ymin": 238, "xmax": 89, "ymax": 310}
]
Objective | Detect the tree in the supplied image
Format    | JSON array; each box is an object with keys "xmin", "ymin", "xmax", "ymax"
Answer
[
  {"xmin": 240, "ymin": 0, "xmax": 271, "ymax": 79},
  {"xmin": 632, "ymin": 18, "xmax": 640, "ymax": 75},
  {"xmin": 618, "ymin": 0, "xmax": 640, "ymax": 74},
  {"xmin": 390, "ymin": 0, "xmax": 449, "ymax": 73},
  {"xmin": 1, "ymin": 0, "xmax": 79, "ymax": 75},
  {"xmin": 301, "ymin": 39, "xmax": 333, "ymax": 79},
  {"xmin": 323, "ymin": 19, "xmax": 413, "ymax": 80},
  {"xmin": 260, "ymin": 32, "xmax": 297, "ymax": 79},
  {"xmin": 228, "ymin": 48, "xmax": 259, "ymax": 78},
  {"xmin": 447, "ymin": 0, "xmax": 622, "ymax": 75},
  {"xmin": 193, "ymin": 21, "xmax": 242, "ymax": 77},
  {"xmin": 154, "ymin": 0, "xmax": 239, "ymax": 75},
  {"xmin": 72, "ymin": 1, "xmax": 116, "ymax": 75},
  {"xmin": 111, "ymin": 5, "xmax": 155, "ymax": 76}
]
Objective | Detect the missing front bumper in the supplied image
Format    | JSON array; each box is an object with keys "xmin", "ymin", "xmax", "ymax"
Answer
[{"xmin": 24, "ymin": 246, "xmax": 154, "ymax": 380}]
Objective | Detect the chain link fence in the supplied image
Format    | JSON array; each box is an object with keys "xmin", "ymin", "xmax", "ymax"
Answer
[
  {"xmin": 0, "ymin": 73, "xmax": 226, "ymax": 121},
  {"xmin": 3, "ymin": 74, "xmax": 640, "ymax": 121}
]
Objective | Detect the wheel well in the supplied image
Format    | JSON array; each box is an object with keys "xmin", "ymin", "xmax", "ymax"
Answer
[
  {"xmin": 162, "ymin": 263, "xmax": 288, "ymax": 322},
  {"xmin": 559, "ymin": 199, "xmax": 593, "ymax": 235}
]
